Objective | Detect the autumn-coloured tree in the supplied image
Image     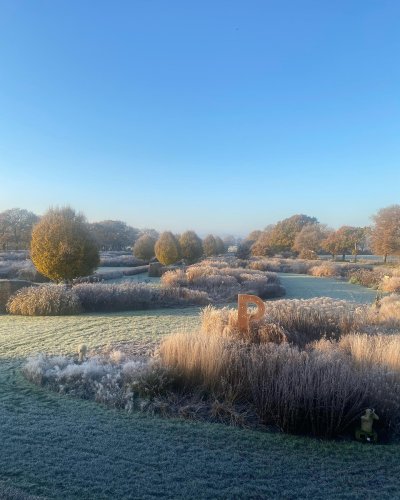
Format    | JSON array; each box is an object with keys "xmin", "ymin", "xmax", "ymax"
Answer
[
  {"xmin": 179, "ymin": 231, "xmax": 203, "ymax": 263},
  {"xmin": 247, "ymin": 230, "xmax": 262, "ymax": 242},
  {"xmin": 155, "ymin": 231, "xmax": 181, "ymax": 265},
  {"xmin": 371, "ymin": 205, "xmax": 400, "ymax": 263},
  {"xmin": 320, "ymin": 226, "xmax": 364, "ymax": 261},
  {"xmin": 269, "ymin": 214, "xmax": 318, "ymax": 253},
  {"xmin": 133, "ymin": 234, "xmax": 156, "ymax": 261},
  {"xmin": 251, "ymin": 227, "xmax": 277, "ymax": 257},
  {"xmin": 293, "ymin": 224, "xmax": 331, "ymax": 259},
  {"xmin": 251, "ymin": 215, "xmax": 317, "ymax": 256},
  {"xmin": 344, "ymin": 227, "xmax": 366, "ymax": 262},
  {"xmin": 31, "ymin": 207, "xmax": 99, "ymax": 282}
]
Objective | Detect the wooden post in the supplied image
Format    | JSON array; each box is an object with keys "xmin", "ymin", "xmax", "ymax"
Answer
[{"xmin": 238, "ymin": 294, "xmax": 266, "ymax": 332}]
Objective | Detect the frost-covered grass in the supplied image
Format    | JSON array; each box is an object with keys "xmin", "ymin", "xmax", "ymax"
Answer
[
  {"xmin": 278, "ymin": 273, "xmax": 379, "ymax": 303},
  {"xmin": 1, "ymin": 279, "xmax": 400, "ymax": 497}
]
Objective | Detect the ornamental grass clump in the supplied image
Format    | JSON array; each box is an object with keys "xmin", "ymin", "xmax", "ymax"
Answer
[
  {"xmin": 73, "ymin": 282, "xmax": 209, "ymax": 312},
  {"xmin": 162, "ymin": 263, "xmax": 284, "ymax": 302},
  {"xmin": 7, "ymin": 282, "xmax": 209, "ymax": 316},
  {"xmin": 200, "ymin": 298, "xmax": 364, "ymax": 346},
  {"xmin": 158, "ymin": 298, "xmax": 400, "ymax": 437},
  {"xmin": 380, "ymin": 276, "xmax": 400, "ymax": 293},
  {"xmin": 7, "ymin": 284, "xmax": 82, "ymax": 316},
  {"xmin": 158, "ymin": 331, "xmax": 400, "ymax": 437}
]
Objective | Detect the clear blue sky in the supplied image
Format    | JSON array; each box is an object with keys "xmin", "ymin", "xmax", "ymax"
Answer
[{"xmin": 0, "ymin": 1, "xmax": 399, "ymax": 236}]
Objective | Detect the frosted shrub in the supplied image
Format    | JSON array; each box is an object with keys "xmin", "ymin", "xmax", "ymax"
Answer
[
  {"xmin": 7, "ymin": 285, "xmax": 83, "ymax": 316},
  {"xmin": 162, "ymin": 264, "xmax": 284, "ymax": 302},
  {"xmin": 99, "ymin": 253, "xmax": 145, "ymax": 267},
  {"xmin": 348, "ymin": 268, "xmax": 383, "ymax": 288},
  {"xmin": 0, "ymin": 251, "xmax": 28, "ymax": 261},
  {"xmin": 309, "ymin": 263, "xmax": 341, "ymax": 277},
  {"xmin": 73, "ymin": 282, "xmax": 209, "ymax": 312},
  {"xmin": 372, "ymin": 294, "xmax": 400, "ymax": 326},
  {"xmin": 23, "ymin": 352, "xmax": 174, "ymax": 409},
  {"xmin": 0, "ymin": 259, "xmax": 34, "ymax": 279},
  {"xmin": 7, "ymin": 282, "xmax": 209, "ymax": 316}
]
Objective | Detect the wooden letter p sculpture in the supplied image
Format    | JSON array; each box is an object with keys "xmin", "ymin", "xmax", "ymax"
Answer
[{"xmin": 238, "ymin": 294, "xmax": 266, "ymax": 332}]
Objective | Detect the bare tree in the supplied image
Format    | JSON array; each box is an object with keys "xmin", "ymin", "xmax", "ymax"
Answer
[{"xmin": 0, "ymin": 208, "xmax": 39, "ymax": 250}]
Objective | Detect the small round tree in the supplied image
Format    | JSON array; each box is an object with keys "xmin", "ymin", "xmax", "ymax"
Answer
[
  {"xmin": 203, "ymin": 234, "xmax": 217, "ymax": 257},
  {"xmin": 179, "ymin": 230, "xmax": 203, "ymax": 263},
  {"xmin": 133, "ymin": 234, "xmax": 156, "ymax": 261},
  {"xmin": 31, "ymin": 207, "xmax": 99, "ymax": 282},
  {"xmin": 155, "ymin": 231, "xmax": 181, "ymax": 265}
]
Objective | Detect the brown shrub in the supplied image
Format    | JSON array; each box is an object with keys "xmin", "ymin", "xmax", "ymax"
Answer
[
  {"xmin": 348, "ymin": 269, "xmax": 383, "ymax": 288},
  {"xmin": 309, "ymin": 263, "xmax": 341, "ymax": 277},
  {"xmin": 380, "ymin": 276, "xmax": 400, "ymax": 293}
]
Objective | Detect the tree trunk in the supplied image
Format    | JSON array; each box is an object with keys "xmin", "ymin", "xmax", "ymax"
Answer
[{"xmin": 384, "ymin": 254, "xmax": 387, "ymax": 264}]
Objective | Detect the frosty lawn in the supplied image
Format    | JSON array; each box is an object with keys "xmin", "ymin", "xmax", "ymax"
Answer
[{"xmin": 0, "ymin": 275, "xmax": 398, "ymax": 498}]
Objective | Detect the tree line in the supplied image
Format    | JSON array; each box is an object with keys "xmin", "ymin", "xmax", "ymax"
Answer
[
  {"xmin": 24, "ymin": 207, "xmax": 233, "ymax": 282},
  {"xmin": 0, "ymin": 208, "xmax": 237, "ymax": 254},
  {"xmin": 239, "ymin": 205, "xmax": 400, "ymax": 263}
]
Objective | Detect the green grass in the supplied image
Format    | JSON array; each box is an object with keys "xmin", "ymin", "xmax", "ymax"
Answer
[{"xmin": 0, "ymin": 276, "xmax": 399, "ymax": 498}]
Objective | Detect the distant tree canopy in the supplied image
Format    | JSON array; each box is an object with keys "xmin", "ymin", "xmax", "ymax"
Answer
[
  {"xmin": 252, "ymin": 214, "xmax": 318, "ymax": 256},
  {"xmin": 138, "ymin": 228, "xmax": 159, "ymax": 240},
  {"xmin": 270, "ymin": 214, "xmax": 318, "ymax": 253},
  {"xmin": 179, "ymin": 231, "xmax": 203, "ymax": 264},
  {"xmin": 132, "ymin": 234, "xmax": 156, "ymax": 261},
  {"xmin": 89, "ymin": 220, "xmax": 139, "ymax": 250},
  {"xmin": 236, "ymin": 239, "xmax": 253, "ymax": 259},
  {"xmin": 321, "ymin": 226, "xmax": 366, "ymax": 261},
  {"xmin": 31, "ymin": 207, "xmax": 99, "ymax": 282},
  {"xmin": 0, "ymin": 208, "xmax": 39, "ymax": 250},
  {"xmin": 293, "ymin": 223, "xmax": 331, "ymax": 259},
  {"xmin": 371, "ymin": 205, "xmax": 400, "ymax": 263},
  {"xmin": 251, "ymin": 227, "xmax": 277, "ymax": 257},
  {"xmin": 215, "ymin": 236, "xmax": 225, "ymax": 255},
  {"xmin": 247, "ymin": 230, "xmax": 262, "ymax": 242},
  {"xmin": 202, "ymin": 235, "xmax": 218, "ymax": 257},
  {"xmin": 155, "ymin": 231, "xmax": 181, "ymax": 265}
]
